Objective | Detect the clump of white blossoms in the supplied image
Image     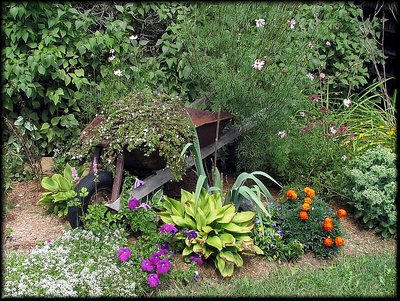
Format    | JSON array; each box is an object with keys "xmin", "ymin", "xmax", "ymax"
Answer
[
  {"xmin": 252, "ymin": 59, "xmax": 265, "ymax": 71},
  {"xmin": 255, "ymin": 18, "xmax": 265, "ymax": 28},
  {"xmin": 114, "ymin": 69, "xmax": 123, "ymax": 76},
  {"xmin": 2, "ymin": 228, "xmax": 146, "ymax": 297}
]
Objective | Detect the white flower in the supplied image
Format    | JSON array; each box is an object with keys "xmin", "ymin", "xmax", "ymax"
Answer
[
  {"xmin": 326, "ymin": 41, "xmax": 332, "ymax": 46},
  {"xmin": 109, "ymin": 49, "xmax": 115, "ymax": 54},
  {"xmin": 341, "ymin": 155, "xmax": 348, "ymax": 161},
  {"xmin": 306, "ymin": 73, "xmax": 315, "ymax": 81},
  {"xmin": 343, "ymin": 98, "xmax": 352, "ymax": 108},
  {"xmin": 108, "ymin": 55, "xmax": 115, "ymax": 61},
  {"xmin": 308, "ymin": 41, "xmax": 314, "ymax": 48},
  {"xmin": 319, "ymin": 72, "xmax": 326, "ymax": 79},
  {"xmin": 330, "ymin": 126, "xmax": 337, "ymax": 135},
  {"xmin": 255, "ymin": 18, "xmax": 265, "ymax": 28},
  {"xmin": 278, "ymin": 130, "xmax": 286, "ymax": 139},
  {"xmin": 252, "ymin": 59, "xmax": 265, "ymax": 70},
  {"xmin": 114, "ymin": 69, "xmax": 123, "ymax": 77},
  {"xmin": 288, "ymin": 19, "xmax": 297, "ymax": 29},
  {"xmin": 299, "ymin": 111, "xmax": 305, "ymax": 117},
  {"xmin": 129, "ymin": 35, "xmax": 138, "ymax": 40}
]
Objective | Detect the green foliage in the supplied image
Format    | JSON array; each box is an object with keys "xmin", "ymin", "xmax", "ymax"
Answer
[
  {"xmin": 38, "ymin": 163, "xmax": 82, "ymax": 217},
  {"xmin": 71, "ymin": 89, "xmax": 195, "ymax": 180},
  {"xmin": 251, "ymin": 212, "xmax": 304, "ymax": 263},
  {"xmin": 291, "ymin": 2, "xmax": 384, "ymax": 98},
  {"xmin": 158, "ymin": 184, "xmax": 263, "ymax": 278},
  {"xmin": 275, "ymin": 187, "xmax": 346, "ymax": 259},
  {"xmin": 343, "ymin": 145, "xmax": 397, "ymax": 238},
  {"xmin": 80, "ymin": 203, "xmax": 124, "ymax": 234}
]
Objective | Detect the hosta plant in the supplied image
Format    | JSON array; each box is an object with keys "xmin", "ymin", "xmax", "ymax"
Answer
[{"xmin": 157, "ymin": 186, "xmax": 263, "ymax": 278}]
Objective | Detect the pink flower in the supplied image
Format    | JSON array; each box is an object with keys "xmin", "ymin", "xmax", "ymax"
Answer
[
  {"xmin": 147, "ymin": 274, "xmax": 160, "ymax": 287},
  {"xmin": 319, "ymin": 72, "xmax": 326, "ymax": 79},
  {"xmin": 71, "ymin": 167, "xmax": 79, "ymax": 181},
  {"xmin": 156, "ymin": 258, "xmax": 171, "ymax": 274},
  {"xmin": 141, "ymin": 259, "xmax": 155, "ymax": 272},
  {"xmin": 349, "ymin": 134, "xmax": 355, "ymax": 141},
  {"xmin": 117, "ymin": 247, "xmax": 132, "ymax": 262},
  {"xmin": 134, "ymin": 178, "xmax": 144, "ymax": 189}
]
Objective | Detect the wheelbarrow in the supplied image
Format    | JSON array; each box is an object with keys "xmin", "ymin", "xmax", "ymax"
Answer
[{"xmin": 67, "ymin": 107, "xmax": 235, "ymax": 228}]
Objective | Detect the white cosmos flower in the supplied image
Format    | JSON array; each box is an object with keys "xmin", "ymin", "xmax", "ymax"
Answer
[
  {"xmin": 114, "ymin": 69, "xmax": 123, "ymax": 76},
  {"xmin": 129, "ymin": 35, "xmax": 138, "ymax": 40},
  {"xmin": 343, "ymin": 98, "xmax": 352, "ymax": 108},
  {"xmin": 288, "ymin": 19, "xmax": 297, "ymax": 29},
  {"xmin": 252, "ymin": 59, "xmax": 265, "ymax": 70},
  {"xmin": 255, "ymin": 18, "xmax": 265, "ymax": 28}
]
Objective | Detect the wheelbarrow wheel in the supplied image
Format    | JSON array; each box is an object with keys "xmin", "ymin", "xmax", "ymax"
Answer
[{"xmin": 67, "ymin": 171, "xmax": 114, "ymax": 229}]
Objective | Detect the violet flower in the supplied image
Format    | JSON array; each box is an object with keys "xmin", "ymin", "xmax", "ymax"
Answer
[
  {"xmin": 189, "ymin": 255, "xmax": 203, "ymax": 266},
  {"xmin": 276, "ymin": 230, "xmax": 283, "ymax": 237},
  {"xmin": 184, "ymin": 230, "xmax": 197, "ymax": 241},
  {"xmin": 134, "ymin": 178, "xmax": 144, "ymax": 189},
  {"xmin": 138, "ymin": 202, "xmax": 152, "ymax": 210},
  {"xmin": 128, "ymin": 198, "xmax": 141, "ymax": 211},
  {"xmin": 117, "ymin": 247, "xmax": 132, "ymax": 262},
  {"xmin": 160, "ymin": 224, "xmax": 178, "ymax": 236},
  {"xmin": 161, "ymin": 242, "xmax": 170, "ymax": 251},
  {"xmin": 149, "ymin": 252, "xmax": 162, "ymax": 265},
  {"xmin": 156, "ymin": 258, "xmax": 171, "ymax": 274},
  {"xmin": 141, "ymin": 259, "xmax": 155, "ymax": 272},
  {"xmin": 147, "ymin": 274, "xmax": 160, "ymax": 287}
]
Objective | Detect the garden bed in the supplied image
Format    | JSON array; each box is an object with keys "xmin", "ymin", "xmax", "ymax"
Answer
[{"xmin": 3, "ymin": 179, "xmax": 396, "ymax": 281}]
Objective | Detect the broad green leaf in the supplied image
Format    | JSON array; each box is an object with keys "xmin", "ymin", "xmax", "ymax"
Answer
[
  {"xmin": 215, "ymin": 205, "xmax": 236, "ymax": 223},
  {"xmin": 41, "ymin": 176, "xmax": 59, "ymax": 191},
  {"xmin": 182, "ymin": 245, "xmax": 193, "ymax": 256},
  {"xmin": 219, "ymin": 250, "xmax": 236, "ymax": 264},
  {"xmin": 253, "ymin": 245, "xmax": 264, "ymax": 255},
  {"xmin": 63, "ymin": 163, "xmax": 73, "ymax": 184},
  {"xmin": 220, "ymin": 233, "xmax": 236, "ymax": 247},
  {"xmin": 221, "ymin": 222, "xmax": 252, "ymax": 233},
  {"xmin": 206, "ymin": 235, "xmax": 222, "ymax": 251},
  {"xmin": 202, "ymin": 225, "xmax": 214, "ymax": 234},
  {"xmin": 38, "ymin": 196, "xmax": 53, "ymax": 205},
  {"xmin": 231, "ymin": 211, "xmax": 255, "ymax": 224}
]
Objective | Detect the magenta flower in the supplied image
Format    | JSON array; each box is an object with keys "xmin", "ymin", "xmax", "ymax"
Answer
[
  {"xmin": 349, "ymin": 134, "xmax": 355, "ymax": 141},
  {"xmin": 141, "ymin": 259, "xmax": 155, "ymax": 272},
  {"xmin": 149, "ymin": 252, "xmax": 162, "ymax": 265},
  {"xmin": 189, "ymin": 255, "xmax": 203, "ymax": 266},
  {"xmin": 160, "ymin": 224, "xmax": 178, "ymax": 236},
  {"xmin": 134, "ymin": 178, "xmax": 144, "ymax": 189},
  {"xmin": 117, "ymin": 247, "xmax": 132, "ymax": 262},
  {"xmin": 128, "ymin": 198, "xmax": 141, "ymax": 211},
  {"xmin": 147, "ymin": 274, "xmax": 160, "ymax": 287},
  {"xmin": 156, "ymin": 258, "xmax": 171, "ymax": 274},
  {"xmin": 158, "ymin": 248, "xmax": 169, "ymax": 255},
  {"xmin": 138, "ymin": 202, "xmax": 152, "ymax": 210}
]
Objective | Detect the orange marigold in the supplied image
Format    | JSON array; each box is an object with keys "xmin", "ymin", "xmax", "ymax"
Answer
[
  {"xmin": 323, "ymin": 237, "xmax": 333, "ymax": 247},
  {"xmin": 299, "ymin": 211, "xmax": 309, "ymax": 220},
  {"xmin": 323, "ymin": 222, "xmax": 334, "ymax": 232},
  {"xmin": 301, "ymin": 203, "xmax": 311, "ymax": 211},
  {"xmin": 303, "ymin": 187, "xmax": 316, "ymax": 197},
  {"xmin": 337, "ymin": 209, "xmax": 347, "ymax": 218},
  {"xmin": 334, "ymin": 236, "xmax": 345, "ymax": 246},
  {"xmin": 304, "ymin": 197, "xmax": 312, "ymax": 205},
  {"xmin": 323, "ymin": 217, "xmax": 333, "ymax": 224},
  {"xmin": 286, "ymin": 189, "xmax": 298, "ymax": 200}
]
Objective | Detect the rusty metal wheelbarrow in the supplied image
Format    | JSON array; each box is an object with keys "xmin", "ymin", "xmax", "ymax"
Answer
[{"xmin": 67, "ymin": 108, "xmax": 234, "ymax": 228}]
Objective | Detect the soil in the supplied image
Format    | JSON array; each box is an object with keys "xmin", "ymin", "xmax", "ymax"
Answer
[{"xmin": 2, "ymin": 179, "xmax": 396, "ymax": 281}]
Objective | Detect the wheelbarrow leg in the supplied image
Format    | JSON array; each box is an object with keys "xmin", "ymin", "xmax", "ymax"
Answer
[
  {"xmin": 90, "ymin": 146, "xmax": 102, "ymax": 173},
  {"xmin": 111, "ymin": 152, "xmax": 125, "ymax": 203}
]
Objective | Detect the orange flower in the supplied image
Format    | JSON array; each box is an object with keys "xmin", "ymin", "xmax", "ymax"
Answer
[
  {"xmin": 334, "ymin": 236, "xmax": 345, "ymax": 246},
  {"xmin": 337, "ymin": 209, "xmax": 347, "ymax": 218},
  {"xmin": 286, "ymin": 189, "xmax": 298, "ymax": 200},
  {"xmin": 323, "ymin": 222, "xmax": 334, "ymax": 232},
  {"xmin": 301, "ymin": 203, "xmax": 311, "ymax": 211},
  {"xmin": 303, "ymin": 187, "xmax": 316, "ymax": 197},
  {"xmin": 304, "ymin": 197, "xmax": 312, "ymax": 205},
  {"xmin": 323, "ymin": 237, "xmax": 333, "ymax": 247},
  {"xmin": 323, "ymin": 217, "xmax": 333, "ymax": 224},
  {"xmin": 299, "ymin": 211, "xmax": 309, "ymax": 221}
]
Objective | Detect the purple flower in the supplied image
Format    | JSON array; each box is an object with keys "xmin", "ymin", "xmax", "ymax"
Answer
[
  {"xmin": 275, "ymin": 205, "xmax": 281, "ymax": 210},
  {"xmin": 141, "ymin": 259, "xmax": 155, "ymax": 272},
  {"xmin": 160, "ymin": 224, "xmax": 178, "ymax": 236},
  {"xmin": 138, "ymin": 202, "xmax": 152, "ymax": 210},
  {"xmin": 189, "ymin": 255, "xmax": 203, "ymax": 266},
  {"xmin": 156, "ymin": 258, "xmax": 171, "ymax": 274},
  {"xmin": 276, "ymin": 230, "xmax": 283, "ymax": 237},
  {"xmin": 128, "ymin": 198, "xmax": 141, "ymax": 211},
  {"xmin": 71, "ymin": 167, "xmax": 79, "ymax": 181},
  {"xmin": 161, "ymin": 242, "xmax": 170, "ymax": 251},
  {"xmin": 149, "ymin": 252, "xmax": 162, "ymax": 265},
  {"xmin": 194, "ymin": 270, "xmax": 199, "ymax": 281},
  {"xmin": 117, "ymin": 247, "xmax": 132, "ymax": 262},
  {"xmin": 184, "ymin": 230, "xmax": 197, "ymax": 241},
  {"xmin": 147, "ymin": 274, "xmax": 160, "ymax": 287},
  {"xmin": 158, "ymin": 248, "xmax": 169, "ymax": 255},
  {"xmin": 134, "ymin": 178, "xmax": 145, "ymax": 189}
]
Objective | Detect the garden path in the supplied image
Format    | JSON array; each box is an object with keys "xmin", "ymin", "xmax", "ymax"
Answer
[{"xmin": 2, "ymin": 180, "xmax": 396, "ymax": 281}]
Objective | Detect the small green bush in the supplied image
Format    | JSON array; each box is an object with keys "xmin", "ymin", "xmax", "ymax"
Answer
[
  {"xmin": 275, "ymin": 187, "xmax": 346, "ymax": 259},
  {"xmin": 343, "ymin": 145, "xmax": 397, "ymax": 238}
]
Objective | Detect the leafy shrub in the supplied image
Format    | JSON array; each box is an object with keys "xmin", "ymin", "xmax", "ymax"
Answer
[
  {"xmin": 158, "ymin": 186, "xmax": 263, "ymax": 278},
  {"xmin": 343, "ymin": 145, "xmax": 397, "ymax": 238},
  {"xmin": 275, "ymin": 187, "xmax": 346, "ymax": 259}
]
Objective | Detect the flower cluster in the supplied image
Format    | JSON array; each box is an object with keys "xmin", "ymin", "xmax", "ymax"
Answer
[
  {"xmin": 140, "ymin": 245, "xmax": 172, "ymax": 288},
  {"xmin": 128, "ymin": 197, "xmax": 152, "ymax": 211},
  {"xmin": 286, "ymin": 187, "xmax": 316, "ymax": 221},
  {"xmin": 322, "ymin": 209, "xmax": 347, "ymax": 247}
]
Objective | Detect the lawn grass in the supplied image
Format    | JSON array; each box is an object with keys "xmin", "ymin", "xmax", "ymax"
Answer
[{"xmin": 157, "ymin": 251, "xmax": 397, "ymax": 297}]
